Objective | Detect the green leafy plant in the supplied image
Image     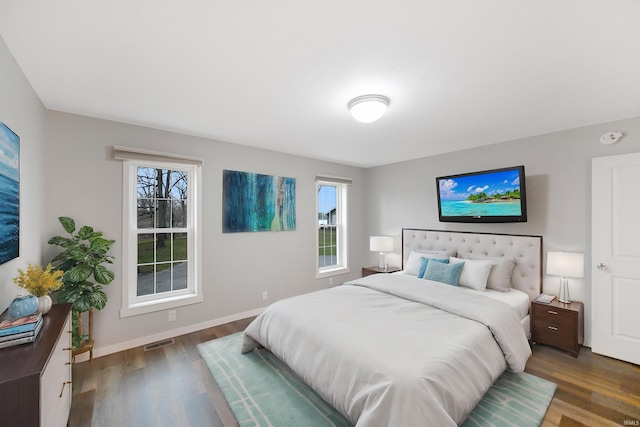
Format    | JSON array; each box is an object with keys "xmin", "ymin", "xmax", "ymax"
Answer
[{"xmin": 48, "ymin": 216, "xmax": 115, "ymax": 350}]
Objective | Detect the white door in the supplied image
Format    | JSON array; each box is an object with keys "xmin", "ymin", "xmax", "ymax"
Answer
[{"xmin": 592, "ymin": 152, "xmax": 640, "ymax": 365}]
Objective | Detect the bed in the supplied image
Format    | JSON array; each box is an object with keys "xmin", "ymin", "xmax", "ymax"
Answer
[
  {"xmin": 400, "ymin": 228, "xmax": 542, "ymax": 339},
  {"xmin": 241, "ymin": 229, "xmax": 542, "ymax": 426}
]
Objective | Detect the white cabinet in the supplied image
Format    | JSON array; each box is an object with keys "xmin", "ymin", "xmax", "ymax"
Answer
[{"xmin": 41, "ymin": 309, "xmax": 72, "ymax": 426}]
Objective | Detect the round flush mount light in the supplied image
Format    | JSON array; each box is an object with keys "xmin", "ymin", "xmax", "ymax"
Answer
[{"xmin": 348, "ymin": 94, "xmax": 389, "ymax": 123}]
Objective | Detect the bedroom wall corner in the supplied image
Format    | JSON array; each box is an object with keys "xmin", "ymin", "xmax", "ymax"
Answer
[{"xmin": 0, "ymin": 35, "xmax": 48, "ymax": 312}]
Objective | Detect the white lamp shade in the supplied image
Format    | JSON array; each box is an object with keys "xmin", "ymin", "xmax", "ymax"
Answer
[
  {"xmin": 370, "ymin": 236, "xmax": 393, "ymax": 253},
  {"xmin": 349, "ymin": 95, "xmax": 389, "ymax": 123},
  {"xmin": 546, "ymin": 252, "xmax": 584, "ymax": 278}
]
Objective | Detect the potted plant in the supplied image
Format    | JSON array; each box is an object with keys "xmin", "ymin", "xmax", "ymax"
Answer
[
  {"xmin": 48, "ymin": 216, "xmax": 115, "ymax": 358},
  {"xmin": 12, "ymin": 263, "xmax": 63, "ymax": 314}
]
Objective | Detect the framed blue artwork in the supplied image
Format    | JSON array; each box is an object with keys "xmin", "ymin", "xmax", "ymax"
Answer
[
  {"xmin": 223, "ymin": 170, "xmax": 296, "ymax": 233},
  {"xmin": 0, "ymin": 122, "xmax": 19, "ymax": 264}
]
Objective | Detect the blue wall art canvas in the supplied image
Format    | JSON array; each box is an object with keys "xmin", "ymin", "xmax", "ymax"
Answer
[
  {"xmin": 0, "ymin": 122, "xmax": 19, "ymax": 265},
  {"xmin": 223, "ymin": 170, "xmax": 296, "ymax": 233}
]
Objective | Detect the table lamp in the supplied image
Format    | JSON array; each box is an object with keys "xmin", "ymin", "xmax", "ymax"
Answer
[
  {"xmin": 546, "ymin": 251, "xmax": 584, "ymax": 304},
  {"xmin": 370, "ymin": 236, "xmax": 393, "ymax": 269}
]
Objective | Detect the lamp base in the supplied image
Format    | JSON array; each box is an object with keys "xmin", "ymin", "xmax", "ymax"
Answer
[
  {"xmin": 558, "ymin": 277, "xmax": 571, "ymax": 304},
  {"xmin": 378, "ymin": 252, "xmax": 386, "ymax": 269}
]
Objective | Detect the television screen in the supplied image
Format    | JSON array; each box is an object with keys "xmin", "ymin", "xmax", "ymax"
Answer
[{"xmin": 436, "ymin": 165, "xmax": 527, "ymax": 223}]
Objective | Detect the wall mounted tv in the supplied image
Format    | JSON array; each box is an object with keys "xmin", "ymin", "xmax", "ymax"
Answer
[{"xmin": 436, "ymin": 165, "xmax": 527, "ymax": 223}]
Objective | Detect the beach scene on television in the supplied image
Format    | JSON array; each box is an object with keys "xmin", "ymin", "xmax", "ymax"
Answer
[{"xmin": 439, "ymin": 169, "xmax": 522, "ymax": 217}]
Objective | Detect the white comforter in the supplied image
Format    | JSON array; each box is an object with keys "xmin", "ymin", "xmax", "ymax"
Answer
[{"xmin": 241, "ymin": 273, "xmax": 532, "ymax": 426}]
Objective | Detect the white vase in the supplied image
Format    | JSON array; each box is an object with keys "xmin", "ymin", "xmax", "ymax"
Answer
[{"xmin": 38, "ymin": 295, "xmax": 53, "ymax": 314}]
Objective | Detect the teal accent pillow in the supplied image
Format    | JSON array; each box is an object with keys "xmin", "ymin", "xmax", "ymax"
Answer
[
  {"xmin": 424, "ymin": 261, "xmax": 465, "ymax": 286},
  {"xmin": 417, "ymin": 257, "xmax": 449, "ymax": 279}
]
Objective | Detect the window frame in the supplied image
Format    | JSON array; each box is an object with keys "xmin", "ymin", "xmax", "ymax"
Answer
[
  {"xmin": 121, "ymin": 158, "xmax": 203, "ymax": 318},
  {"xmin": 316, "ymin": 178, "xmax": 349, "ymax": 278}
]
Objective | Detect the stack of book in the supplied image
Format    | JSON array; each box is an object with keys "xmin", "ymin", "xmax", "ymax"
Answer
[
  {"xmin": 535, "ymin": 293, "xmax": 556, "ymax": 304},
  {"xmin": 0, "ymin": 311, "xmax": 43, "ymax": 349}
]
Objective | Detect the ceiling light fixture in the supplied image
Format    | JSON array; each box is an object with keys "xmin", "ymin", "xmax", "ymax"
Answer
[{"xmin": 348, "ymin": 94, "xmax": 389, "ymax": 123}]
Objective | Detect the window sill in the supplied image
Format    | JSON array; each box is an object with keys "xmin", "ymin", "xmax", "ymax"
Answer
[
  {"xmin": 316, "ymin": 267, "xmax": 350, "ymax": 279},
  {"xmin": 120, "ymin": 293, "xmax": 203, "ymax": 318}
]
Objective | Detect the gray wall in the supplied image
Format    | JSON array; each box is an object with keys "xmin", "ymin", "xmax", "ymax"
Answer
[
  {"xmin": 364, "ymin": 117, "xmax": 640, "ymax": 346},
  {"xmin": 0, "ymin": 37, "xmax": 47, "ymax": 310},
  {"xmin": 42, "ymin": 111, "xmax": 367, "ymax": 353}
]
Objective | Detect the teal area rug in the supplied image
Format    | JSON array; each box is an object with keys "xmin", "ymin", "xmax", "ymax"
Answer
[{"xmin": 197, "ymin": 333, "xmax": 556, "ymax": 427}]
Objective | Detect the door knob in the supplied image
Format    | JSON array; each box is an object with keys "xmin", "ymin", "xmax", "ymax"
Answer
[{"xmin": 596, "ymin": 263, "xmax": 607, "ymax": 271}]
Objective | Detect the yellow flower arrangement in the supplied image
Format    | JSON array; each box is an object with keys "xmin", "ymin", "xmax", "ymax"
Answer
[{"xmin": 13, "ymin": 263, "xmax": 64, "ymax": 297}]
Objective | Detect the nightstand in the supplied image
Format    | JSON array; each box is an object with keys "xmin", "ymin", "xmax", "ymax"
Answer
[
  {"xmin": 362, "ymin": 266, "xmax": 401, "ymax": 277},
  {"xmin": 531, "ymin": 299, "xmax": 584, "ymax": 357}
]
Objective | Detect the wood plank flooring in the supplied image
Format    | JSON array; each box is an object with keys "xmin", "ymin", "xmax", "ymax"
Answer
[
  {"xmin": 69, "ymin": 318, "xmax": 640, "ymax": 427},
  {"xmin": 69, "ymin": 318, "xmax": 255, "ymax": 427},
  {"xmin": 526, "ymin": 344, "xmax": 640, "ymax": 427}
]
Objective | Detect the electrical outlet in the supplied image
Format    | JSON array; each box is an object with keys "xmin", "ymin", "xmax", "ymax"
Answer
[
  {"xmin": 329, "ymin": 278, "xmax": 334, "ymax": 285},
  {"xmin": 262, "ymin": 291, "xmax": 268, "ymax": 301},
  {"xmin": 168, "ymin": 310, "xmax": 176, "ymax": 322}
]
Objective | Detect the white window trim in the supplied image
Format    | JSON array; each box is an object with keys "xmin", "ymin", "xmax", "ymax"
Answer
[
  {"xmin": 120, "ymin": 158, "xmax": 203, "ymax": 318},
  {"xmin": 316, "ymin": 178, "xmax": 350, "ymax": 278}
]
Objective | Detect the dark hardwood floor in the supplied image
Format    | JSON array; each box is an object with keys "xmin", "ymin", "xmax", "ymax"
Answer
[
  {"xmin": 526, "ymin": 344, "xmax": 640, "ymax": 427},
  {"xmin": 70, "ymin": 318, "xmax": 640, "ymax": 427},
  {"xmin": 69, "ymin": 317, "xmax": 255, "ymax": 427}
]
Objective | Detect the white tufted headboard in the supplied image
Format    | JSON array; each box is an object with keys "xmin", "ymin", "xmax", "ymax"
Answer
[{"xmin": 402, "ymin": 228, "xmax": 542, "ymax": 301}]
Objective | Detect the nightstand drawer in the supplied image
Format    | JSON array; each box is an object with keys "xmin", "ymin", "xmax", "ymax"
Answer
[
  {"xmin": 534, "ymin": 319, "xmax": 576, "ymax": 348},
  {"xmin": 533, "ymin": 305, "xmax": 575, "ymax": 327}
]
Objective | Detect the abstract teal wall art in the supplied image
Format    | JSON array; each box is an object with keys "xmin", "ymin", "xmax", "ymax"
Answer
[
  {"xmin": 0, "ymin": 121, "xmax": 19, "ymax": 265},
  {"xmin": 223, "ymin": 170, "xmax": 296, "ymax": 233}
]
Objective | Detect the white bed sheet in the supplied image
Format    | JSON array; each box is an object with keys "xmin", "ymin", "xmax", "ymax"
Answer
[
  {"xmin": 392, "ymin": 271, "xmax": 532, "ymax": 337},
  {"xmin": 482, "ymin": 288, "xmax": 531, "ymax": 320},
  {"xmin": 242, "ymin": 273, "xmax": 532, "ymax": 427},
  {"xmin": 457, "ymin": 282, "xmax": 531, "ymax": 319},
  {"xmin": 391, "ymin": 272, "xmax": 530, "ymax": 320},
  {"xmin": 521, "ymin": 316, "xmax": 531, "ymax": 339}
]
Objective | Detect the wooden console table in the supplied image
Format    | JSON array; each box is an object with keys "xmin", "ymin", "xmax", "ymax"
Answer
[{"xmin": 0, "ymin": 303, "xmax": 73, "ymax": 426}]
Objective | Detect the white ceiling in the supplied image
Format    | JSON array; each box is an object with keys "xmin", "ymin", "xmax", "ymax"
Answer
[{"xmin": 1, "ymin": 1, "xmax": 639, "ymax": 168}]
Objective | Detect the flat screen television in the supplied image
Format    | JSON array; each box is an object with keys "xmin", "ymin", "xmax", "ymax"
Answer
[{"xmin": 436, "ymin": 165, "xmax": 527, "ymax": 223}]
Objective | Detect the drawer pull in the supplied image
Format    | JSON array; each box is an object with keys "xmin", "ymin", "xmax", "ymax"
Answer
[
  {"xmin": 59, "ymin": 381, "xmax": 72, "ymax": 398},
  {"xmin": 63, "ymin": 347, "xmax": 72, "ymax": 351},
  {"xmin": 547, "ymin": 326, "xmax": 559, "ymax": 331},
  {"xmin": 547, "ymin": 310, "xmax": 558, "ymax": 315}
]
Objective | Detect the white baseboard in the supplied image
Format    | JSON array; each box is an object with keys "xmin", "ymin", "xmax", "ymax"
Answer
[{"xmin": 73, "ymin": 307, "xmax": 265, "ymax": 363}]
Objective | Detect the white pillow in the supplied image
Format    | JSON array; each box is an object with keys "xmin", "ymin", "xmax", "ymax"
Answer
[
  {"xmin": 403, "ymin": 249, "xmax": 456, "ymax": 276},
  {"xmin": 492, "ymin": 260, "xmax": 516, "ymax": 292},
  {"xmin": 449, "ymin": 257, "xmax": 493, "ymax": 291},
  {"xmin": 470, "ymin": 256, "xmax": 516, "ymax": 292}
]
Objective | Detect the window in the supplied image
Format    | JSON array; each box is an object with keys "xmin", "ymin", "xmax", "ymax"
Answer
[
  {"xmin": 316, "ymin": 176, "xmax": 350, "ymax": 277},
  {"xmin": 116, "ymin": 147, "xmax": 202, "ymax": 317}
]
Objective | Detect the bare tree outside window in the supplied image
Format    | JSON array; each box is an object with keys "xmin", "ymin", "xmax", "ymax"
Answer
[{"xmin": 136, "ymin": 167, "xmax": 188, "ymax": 296}]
